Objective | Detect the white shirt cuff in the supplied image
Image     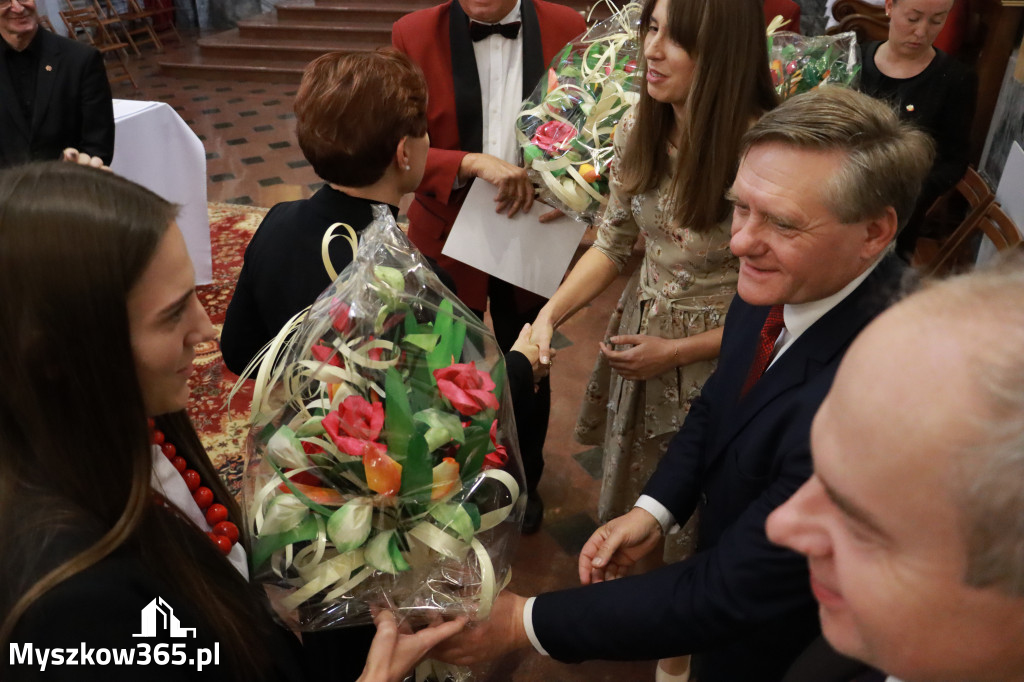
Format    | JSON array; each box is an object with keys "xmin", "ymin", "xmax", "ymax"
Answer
[
  {"xmin": 635, "ymin": 495, "xmax": 677, "ymax": 536},
  {"xmin": 523, "ymin": 597, "xmax": 550, "ymax": 656}
]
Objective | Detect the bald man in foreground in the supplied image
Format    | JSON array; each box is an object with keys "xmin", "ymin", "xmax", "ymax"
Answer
[{"xmin": 771, "ymin": 258, "xmax": 1024, "ymax": 682}]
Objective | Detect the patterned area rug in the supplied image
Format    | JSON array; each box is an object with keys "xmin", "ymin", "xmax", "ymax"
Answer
[{"xmin": 187, "ymin": 202, "xmax": 268, "ymax": 497}]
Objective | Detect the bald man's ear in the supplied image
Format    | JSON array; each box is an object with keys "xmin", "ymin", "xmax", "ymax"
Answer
[{"xmin": 861, "ymin": 206, "xmax": 899, "ymax": 260}]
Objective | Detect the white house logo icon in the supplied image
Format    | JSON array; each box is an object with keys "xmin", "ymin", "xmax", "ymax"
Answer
[{"xmin": 132, "ymin": 597, "xmax": 197, "ymax": 638}]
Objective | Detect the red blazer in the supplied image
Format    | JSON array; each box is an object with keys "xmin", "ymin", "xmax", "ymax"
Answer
[
  {"xmin": 764, "ymin": 0, "xmax": 801, "ymax": 32},
  {"xmin": 393, "ymin": 0, "xmax": 586, "ymax": 310}
]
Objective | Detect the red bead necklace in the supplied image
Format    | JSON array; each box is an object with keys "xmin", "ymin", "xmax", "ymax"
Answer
[{"xmin": 149, "ymin": 420, "xmax": 239, "ymax": 556}]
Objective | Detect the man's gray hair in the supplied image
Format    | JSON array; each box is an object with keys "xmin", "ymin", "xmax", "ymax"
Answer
[
  {"xmin": 918, "ymin": 254, "xmax": 1024, "ymax": 596},
  {"xmin": 741, "ymin": 87, "xmax": 935, "ymax": 231}
]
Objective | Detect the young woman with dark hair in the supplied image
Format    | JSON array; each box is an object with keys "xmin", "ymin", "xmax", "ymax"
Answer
[
  {"xmin": 0, "ymin": 161, "xmax": 462, "ymax": 682},
  {"xmin": 531, "ymin": 0, "xmax": 776, "ymax": 561}
]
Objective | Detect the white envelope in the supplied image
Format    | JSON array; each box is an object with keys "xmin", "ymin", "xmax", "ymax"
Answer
[{"xmin": 442, "ymin": 180, "xmax": 588, "ymax": 298}]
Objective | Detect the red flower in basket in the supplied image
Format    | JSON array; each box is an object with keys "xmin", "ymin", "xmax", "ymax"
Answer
[
  {"xmin": 484, "ymin": 419, "xmax": 509, "ymax": 470},
  {"xmin": 531, "ymin": 120, "xmax": 577, "ymax": 155},
  {"xmin": 433, "ymin": 362, "xmax": 499, "ymax": 416},
  {"xmin": 322, "ymin": 395, "xmax": 385, "ymax": 456}
]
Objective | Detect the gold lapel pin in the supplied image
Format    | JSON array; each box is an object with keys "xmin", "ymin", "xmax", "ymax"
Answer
[{"xmin": 45, "ymin": 65, "xmax": 53, "ymax": 71}]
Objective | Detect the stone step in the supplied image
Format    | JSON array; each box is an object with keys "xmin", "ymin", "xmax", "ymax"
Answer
[
  {"xmin": 158, "ymin": 0, "xmax": 603, "ymax": 83},
  {"xmin": 196, "ymin": 29, "xmax": 378, "ymax": 62},
  {"xmin": 158, "ymin": 52, "xmax": 306, "ymax": 82},
  {"xmin": 237, "ymin": 13, "xmax": 393, "ymax": 42},
  {"xmin": 276, "ymin": 2, "xmax": 410, "ymax": 23}
]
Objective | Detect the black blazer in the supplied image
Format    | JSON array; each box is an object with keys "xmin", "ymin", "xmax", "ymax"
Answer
[
  {"xmin": 221, "ymin": 186, "xmax": 458, "ymax": 376},
  {"xmin": 0, "ymin": 29, "xmax": 114, "ymax": 168},
  {"xmin": 530, "ymin": 256, "xmax": 908, "ymax": 682}
]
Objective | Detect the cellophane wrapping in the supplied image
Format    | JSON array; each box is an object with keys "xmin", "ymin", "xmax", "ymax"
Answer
[
  {"xmin": 768, "ymin": 30, "xmax": 861, "ymax": 100},
  {"xmin": 516, "ymin": 2, "xmax": 642, "ymax": 224},
  {"xmin": 243, "ymin": 207, "xmax": 525, "ymax": 681}
]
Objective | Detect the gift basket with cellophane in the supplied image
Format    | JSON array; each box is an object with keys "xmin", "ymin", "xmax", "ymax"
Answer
[
  {"xmin": 767, "ymin": 30, "xmax": 860, "ymax": 100},
  {"xmin": 516, "ymin": 2, "xmax": 642, "ymax": 224},
  {"xmin": 240, "ymin": 207, "xmax": 524, "ymax": 681}
]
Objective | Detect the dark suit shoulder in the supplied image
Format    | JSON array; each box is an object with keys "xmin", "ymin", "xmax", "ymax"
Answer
[{"xmin": 38, "ymin": 28, "xmax": 102, "ymax": 62}]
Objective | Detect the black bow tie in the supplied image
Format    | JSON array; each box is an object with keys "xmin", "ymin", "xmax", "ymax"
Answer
[{"xmin": 469, "ymin": 20, "xmax": 521, "ymax": 41}]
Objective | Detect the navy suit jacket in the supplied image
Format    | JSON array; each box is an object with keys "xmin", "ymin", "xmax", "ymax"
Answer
[
  {"xmin": 0, "ymin": 29, "xmax": 114, "ymax": 168},
  {"xmin": 531, "ymin": 256, "xmax": 908, "ymax": 682}
]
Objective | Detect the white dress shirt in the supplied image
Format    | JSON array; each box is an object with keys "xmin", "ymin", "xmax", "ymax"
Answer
[{"xmin": 472, "ymin": 4, "xmax": 524, "ymax": 165}]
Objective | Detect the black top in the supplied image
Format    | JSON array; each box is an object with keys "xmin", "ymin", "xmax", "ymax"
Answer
[
  {"xmin": 220, "ymin": 187, "xmax": 398, "ymax": 375},
  {"xmin": 859, "ymin": 41, "xmax": 977, "ymax": 202},
  {"xmin": 1, "ymin": 30, "xmax": 42, "ymax": 124}
]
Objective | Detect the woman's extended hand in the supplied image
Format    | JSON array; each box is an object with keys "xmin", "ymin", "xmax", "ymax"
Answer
[
  {"xmin": 356, "ymin": 611, "xmax": 468, "ymax": 682},
  {"xmin": 600, "ymin": 334, "xmax": 682, "ymax": 381},
  {"xmin": 528, "ymin": 313, "xmax": 556, "ymax": 367},
  {"xmin": 511, "ymin": 323, "xmax": 554, "ymax": 380}
]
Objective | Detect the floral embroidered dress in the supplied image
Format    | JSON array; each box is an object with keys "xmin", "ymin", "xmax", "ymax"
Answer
[{"xmin": 575, "ymin": 113, "xmax": 738, "ymax": 556}]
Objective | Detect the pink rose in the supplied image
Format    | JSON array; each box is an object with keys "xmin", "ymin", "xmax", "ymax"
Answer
[
  {"xmin": 531, "ymin": 120, "xmax": 577, "ymax": 155},
  {"xmin": 322, "ymin": 395, "xmax": 385, "ymax": 456},
  {"xmin": 433, "ymin": 362, "xmax": 499, "ymax": 416}
]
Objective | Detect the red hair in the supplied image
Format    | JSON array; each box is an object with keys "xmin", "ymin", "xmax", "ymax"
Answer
[{"xmin": 294, "ymin": 48, "xmax": 428, "ymax": 186}]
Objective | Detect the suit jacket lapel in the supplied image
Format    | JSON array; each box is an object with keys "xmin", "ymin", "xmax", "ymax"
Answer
[
  {"xmin": 520, "ymin": 0, "xmax": 543, "ymax": 100},
  {"xmin": 31, "ymin": 30, "xmax": 61, "ymax": 137},
  {"xmin": 709, "ymin": 256, "xmax": 906, "ymax": 460},
  {"xmin": 448, "ymin": 0, "xmax": 483, "ymax": 154}
]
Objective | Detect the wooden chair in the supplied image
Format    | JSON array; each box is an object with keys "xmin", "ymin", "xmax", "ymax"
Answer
[
  {"xmin": 913, "ymin": 166, "xmax": 995, "ymax": 268},
  {"xmin": 826, "ymin": 0, "xmax": 889, "ymax": 42},
  {"xmin": 128, "ymin": 0, "xmax": 180, "ymax": 43},
  {"xmin": 927, "ymin": 202, "xmax": 1022, "ymax": 277},
  {"xmin": 59, "ymin": 6, "xmax": 137, "ymax": 88},
  {"xmin": 95, "ymin": 0, "xmax": 163, "ymax": 53}
]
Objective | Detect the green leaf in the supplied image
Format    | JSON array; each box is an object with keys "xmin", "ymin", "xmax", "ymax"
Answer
[
  {"xmin": 426, "ymin": 299, "xmax": 455, "ymax": 375},
  {"xmin": 403, "ymin": 333, "xmax": 440, "ymax": 352},
  {"xmin": 401, "ymin": 433, "xmax": 433, "ymax": 508},
  {"xmin": 252, "ymin": 514, "xmax": 319, "ymax": 569},
  {"xmin": 384, "ymin": 367, "xmax": 414, "ymax": 461}
]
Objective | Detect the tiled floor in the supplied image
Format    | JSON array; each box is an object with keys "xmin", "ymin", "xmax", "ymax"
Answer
[{"xmin": 113, "ymin": 37, "xmax": 656, "ymax": 681}]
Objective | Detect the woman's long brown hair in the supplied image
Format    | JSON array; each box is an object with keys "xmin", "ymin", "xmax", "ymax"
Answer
[
  {"xmin": 618, "ymin": 0, "xmax": 778, "ymax": 232},
  {"xmin": 0, "ymin": 163, "xmax": 277, "ymax": 680}
]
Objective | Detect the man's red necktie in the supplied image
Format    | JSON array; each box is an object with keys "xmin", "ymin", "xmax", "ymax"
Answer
[{"xmin": 741, "ymin": 305, "xmax": 785, "ymax": 397}]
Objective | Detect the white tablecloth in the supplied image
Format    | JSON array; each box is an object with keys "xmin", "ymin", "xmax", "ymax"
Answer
[{"xmin": 111, "ymin": 99, "xmax": 212, "ymax": 285}]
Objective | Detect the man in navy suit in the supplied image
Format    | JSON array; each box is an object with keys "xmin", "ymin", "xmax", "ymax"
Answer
[
  {"xmin": 433, "ymin": 87, "xmax": 934, "ymax": 681},
  {"xmin": 0, "ymin": 0, "xmax": 114, "ymax": 168}
]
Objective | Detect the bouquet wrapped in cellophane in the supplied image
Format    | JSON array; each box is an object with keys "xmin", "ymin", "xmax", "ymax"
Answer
[
  {"xmin": 515, "ymin": 2, "xmax": 643, "ymax": 224},
  {"xmin": 767, "ymin": 30, "xmax": 860, "ymax": 100},
  {"xmin": 241, "ymin": 207, "xmax": 524, "ymax": 682}
]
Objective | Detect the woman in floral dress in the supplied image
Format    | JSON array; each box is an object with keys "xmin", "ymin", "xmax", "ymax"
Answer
[{"xmin": 531, "ymin": 0, "xmax": 776, "ymax": 556}]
